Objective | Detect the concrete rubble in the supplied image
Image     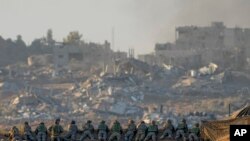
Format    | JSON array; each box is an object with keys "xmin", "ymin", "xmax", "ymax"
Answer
[
  {"xmin": 0, "ymin": 57, "xmax": 249, "ymax": 128},
  {"xmin": 0, "ymin": 23, "xmax": 249, "ymax": 134}
]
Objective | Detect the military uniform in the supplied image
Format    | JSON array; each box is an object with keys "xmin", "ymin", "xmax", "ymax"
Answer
[
  {"xmin": 160, "ymin": 120, "xmax": 175, "ymax": 139},
  {"xmin": 125, "ymin": 120, "xmax": 137, "ymax": 141},
  {"xmin": 175, "ymin": 119, "xmax": 188, "ymax": 140},
  {"xmin": 108, "ymin": 120, "xmax": 123, "ymax": 141},
  {"xmin": 135, "ymin": 121, "xmax": 147, "ymax": 141},
  {"xmin": 49, "ymin": 119, "xmax": 64, "ymax": 141},
  {"xmin": 188, "ymin": 124, "xmax": 200, "ymax": 141},
  {"xmin": 64, "ymin": 120, "xmax": 78, "ymax": 141},
  {"xmin": 9, "ymin": 126, "xmax": 22, "ymax": 141},
  {"xmin": 35, "ymin": 122, "xmax": 47, "ymax": 141},
  {"xmin": 98, "ymin": 121, "xmax": 109, "ymax": 141},
  {"xmin": 144, "ymin": 121, "xmax": 158, "ymax": 141},
  {"xmin": 80, "ymin": 120, "xmax": 95, "ymax": 141},
  {"xmin": 23, "ymin": 122, "xmax": 35, "ymax": 141}
]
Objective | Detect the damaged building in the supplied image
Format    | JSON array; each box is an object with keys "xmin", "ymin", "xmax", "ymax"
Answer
[
  {"xmin": 139, "ymin": 22, "xmax": 250, "ymax": 70},
  {"xmin": 53, "ymin": 40, "xmax": 127, "ymax": 74}
]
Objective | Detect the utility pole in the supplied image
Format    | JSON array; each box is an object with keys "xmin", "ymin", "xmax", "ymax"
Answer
[{"xmin": 112, "ymin": 27, "xmax": 115, "ymax": 51}]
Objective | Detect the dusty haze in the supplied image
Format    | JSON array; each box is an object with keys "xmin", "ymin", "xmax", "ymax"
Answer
[{"xmin": 0, "ymin": 0, "xmax": 250, "ymax": 54}]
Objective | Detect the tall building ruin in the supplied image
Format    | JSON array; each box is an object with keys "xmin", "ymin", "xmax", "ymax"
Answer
[{"xmin": 139, "ymin": 22, "xmax": 250, "ymax": 70}]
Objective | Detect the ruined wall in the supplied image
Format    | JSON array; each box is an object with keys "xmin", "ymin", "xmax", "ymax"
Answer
[
  {"xmin": 156, "ymin": 49, "xmax": 200, "ymax": 68},
  {"xmin": 139, "ymin": 22, "xmax": 250, "ymax": 70},
  {"xmin": 169, "ymin": 22, "xmax": 250, "ymax": 69},
  {"xmin": 176, "ymin": 23, "xmax": 224, "ymax": 50},
  {"xmin": 27, "ymin": 54, "xmax": 53, "ymax": 67},
  {"xmin": 114, "ymin": 51, "xmax": 127, "ymax": 60},
  {"xmin": 53, "ymin": 41, "xmax": 117, "ymax": 71},
  {"xmin": 53, "ymin": 44, "xmax": 69, "ymax": 68},
  {"xmin": 138, "ymin": 54, "xmax": 156, "ymax": 65},
  {"xmin": 244, "ymin": 29, "xmax": 250, "ymax": 59}
]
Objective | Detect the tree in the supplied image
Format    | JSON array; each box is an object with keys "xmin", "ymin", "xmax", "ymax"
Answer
[
  {"xmin": 15, "ymin": 35, "xmax": 26, "ymax": 48},
  {"xmin": 46, "ymin": 29, "xmax": 55, "ymax": 46},
  {"xmin": 63, "ymin": 31, "xmax": 82, "ymax": 45},
  {"xmin": 30, "ymin": 38, "xmax": 43, "ymax": 49}
]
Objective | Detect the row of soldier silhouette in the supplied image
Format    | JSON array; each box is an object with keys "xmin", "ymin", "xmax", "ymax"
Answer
[{"xmin": 8, "ymin": 118, "xmax": 200, "ymax": 141}]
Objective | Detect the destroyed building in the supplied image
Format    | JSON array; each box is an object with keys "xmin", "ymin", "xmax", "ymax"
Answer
[
  {"xmin": 53, "ymin": 41, "xmax": 111, "ymax": 68},
  {"xmin": 139, "ymin": 22, "xmax": 250, "ymax": 70},
  {"xmin": 0, "ymin": 24, "xmax": 249, "ymax": 134},
  {"xmin": 53, "ymin": 40, "xmax": 127, "ymax": 74}
]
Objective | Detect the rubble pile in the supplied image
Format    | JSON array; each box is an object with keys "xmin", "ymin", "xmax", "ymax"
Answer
[{"xmin": 0, "ymin": 59, "xmax": 250, "ymax": 127}]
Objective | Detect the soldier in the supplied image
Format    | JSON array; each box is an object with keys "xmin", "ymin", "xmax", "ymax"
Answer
[
  {"xmin": 188, "ymin": 123, "xmax": 200, "ymax": 141},
  {"xmin": 108, "ymin": 120, "xmax": 123, "ymax": 141},
  {"xmin": 144, "ymin": 120, "xmax": 158, "ymax": 141},
  {"xmin": 175, "ymin": 118, "xmax": 188, "ymax": 141},
  {"xmin": 125, "ymin": 120, "xmax": 137, "ymax": 141},
  {"xmin": 160, "ymin": 119, "xmax": 175, "ymax": 139},
  {"xmin": 9, "ymin": 126, "xmax": 22, "ymax": 141},
  {"xmin": 22, "ymin": 121, "xmax": 35, "ymax": 141},
  {"xmin": 97, "ymin": 120, "xmax": 109, "ymax": 141},
  {"xmin": 80, "ymin": 120, "xmax": 95, "ymax": 141},
  {"xmin": 135, "ymin": 121, "xmax": 147, "ymax": 141},
  {"xmin": 64, "ymin": 120, "xmax": 78, "ymax": 141},
  {"xmin": 49, "ymin": 118, "xmax": 64, "ymax": 141},
  {"xmin": 35, "ymin": 122, "xmax": 47, "ymax": 141}
]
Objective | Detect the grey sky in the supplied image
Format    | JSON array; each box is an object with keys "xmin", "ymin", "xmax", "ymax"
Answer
[{"xmin": 0, "ymin": 0, "xmax": 250, "ymax": 54}]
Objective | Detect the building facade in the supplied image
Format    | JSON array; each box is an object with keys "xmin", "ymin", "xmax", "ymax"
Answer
[{"xmin": 139, "ymin": 22, "xmax": 250, "ymax": 70}]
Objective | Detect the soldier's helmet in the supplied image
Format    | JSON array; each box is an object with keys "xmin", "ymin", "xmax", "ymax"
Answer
[
  {"xmin": 40, "ymin": 122, "xmax": 44, "ymax": 125},
  {"xmin": 101, "ymin": 120, "xmax": 105, "ymax": 123},
  {"xmin": 182, "ymin": 118, "xmax": 186, "ymax": 123},
  {"xmin": 87, "ymin": 120, "xmax": 92, "ymax": 123},
  {"xmin": 71, "ymin": 120, "xmax": 76, "ymax": 124},
  {"xmin": 114, "ymin": 120, "xmax": 119, "ymax": 124},
  {"xmin": 167, "ymin": 119, "xmax": 172, "ymax": 123},
  {"xmin": 151, "ymin": 120, "xmax": 156, "ymax": 124},
  {"xmin": 129, "ymin": 119, "xmax": 134, "ymax": 123},
  {"xmin": 56, "ymin": 118, "xmax": 60, "ymax": 122},
  {"xmin": 55, "ymin": 118, "xmax": 60, "ymax": 124}
]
